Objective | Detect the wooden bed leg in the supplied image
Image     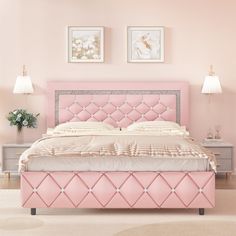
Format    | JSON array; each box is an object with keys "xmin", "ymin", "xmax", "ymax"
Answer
[
  {"xmin": 199, "ymin": 208, "xmax": 204, "ymax": 215},
  {"xmin": 31, "ymin": 208, "xmax": 36, "ymax": 215}
]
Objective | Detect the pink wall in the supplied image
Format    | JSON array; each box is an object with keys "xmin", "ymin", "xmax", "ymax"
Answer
[{"xmin": 0, "ymin": 0, "xmax": 236, "ymax": 171}]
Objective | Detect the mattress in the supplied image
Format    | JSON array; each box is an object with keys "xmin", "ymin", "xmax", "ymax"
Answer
[
  {"xmin": 19, "ymin": 129, "xmax": 216, "ymax": 172},
  {"xmin": 26, "ymin": 155, "xmax": 210, "ymax": 172}
]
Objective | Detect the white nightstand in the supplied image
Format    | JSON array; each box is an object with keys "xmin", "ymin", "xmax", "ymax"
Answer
[
  {"xmin": 201, "ymin": 141, "xmax": 234, "ymax": 177},
  {"xmin": 2, "ymin": 143, "xmax": 32, "ymax": 178}
]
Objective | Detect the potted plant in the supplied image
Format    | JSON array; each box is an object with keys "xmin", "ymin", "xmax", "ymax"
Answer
[{"xmin": 7, "ymin": 109, "xmax": 39, "ymax": 143}]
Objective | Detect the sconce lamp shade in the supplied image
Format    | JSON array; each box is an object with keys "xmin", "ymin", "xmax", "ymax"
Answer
[
  {"xmin": 13, "ymin": 75, "xmax": 34, "ymax": 94},
  {"xmin": 13, "ymin": 65, "xmax": 34, "ymax": 94},
  {"xmin": 201, "ymin": 75, "xmax": 222, "ymax": 94}
]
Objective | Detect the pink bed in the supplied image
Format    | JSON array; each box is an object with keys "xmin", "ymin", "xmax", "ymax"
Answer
[{"xmin": 20, "ymin": 81, "xmax": 215, "ymax": 215}]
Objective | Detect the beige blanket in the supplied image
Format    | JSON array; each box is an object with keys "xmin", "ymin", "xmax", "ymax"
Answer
[{"xmin": 19, "ymin": 132, "xmax": 216, "ymax": 172}]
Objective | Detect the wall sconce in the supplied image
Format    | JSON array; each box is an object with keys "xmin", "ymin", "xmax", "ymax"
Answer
[
  {"xmin": 201, "ymin": 65, "xmax": 222, "ymax": 94},
  {"xmin": 201, "ymin": 65, "xmax": 222, "ymax": 140},
  {"xmin": 13, "ymin": 65, "xmax": 34, "ymax": 94}
]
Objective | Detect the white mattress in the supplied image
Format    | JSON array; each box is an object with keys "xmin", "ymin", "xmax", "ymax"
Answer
[{"xmin": 26, "ymin": 156, "xmax": 210, "ymax": 172}]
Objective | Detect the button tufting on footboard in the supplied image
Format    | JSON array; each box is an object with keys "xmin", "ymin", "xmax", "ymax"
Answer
[{"xmin": 21, "ymin": 171, "xmax": 215, "ymax": 209}]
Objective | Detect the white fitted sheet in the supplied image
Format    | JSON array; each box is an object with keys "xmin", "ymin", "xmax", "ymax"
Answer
[{"xmin": 26, "ymin": 156, "xmax": 210, "ymax": 172}]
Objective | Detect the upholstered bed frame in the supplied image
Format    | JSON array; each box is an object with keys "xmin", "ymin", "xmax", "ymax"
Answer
[{"xmin": 21, "ymin": 82, "xmax": 215, "ymax": 215}]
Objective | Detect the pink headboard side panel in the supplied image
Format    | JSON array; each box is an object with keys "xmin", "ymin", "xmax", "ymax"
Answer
[{"xmin": 47, "ymin": 82, "xmax": 189, "ymax": 128}]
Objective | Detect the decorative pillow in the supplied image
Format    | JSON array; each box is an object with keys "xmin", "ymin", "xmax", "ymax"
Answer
[{"xmin": 53, "ymin": 121, "xmax": 115, "ymax": 134}]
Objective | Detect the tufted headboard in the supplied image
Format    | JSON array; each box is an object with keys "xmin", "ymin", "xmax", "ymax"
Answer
[{"xmin": 47, "ymin": 81, "xmax": 189, "ymax": 128}]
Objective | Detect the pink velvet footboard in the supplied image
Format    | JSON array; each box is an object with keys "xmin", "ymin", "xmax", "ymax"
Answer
[{"xmin": 21, "ymin": 171, "xmax": 215, "ymax": 212}]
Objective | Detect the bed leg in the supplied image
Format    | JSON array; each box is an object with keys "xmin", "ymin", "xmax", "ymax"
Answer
[
  {"xmin": 199, "ymin": 208, "xmax": 204, "ymax": 215},
  {"xmin": 31, "ymin": 208, "xmax": 36, "ymax": 215}
]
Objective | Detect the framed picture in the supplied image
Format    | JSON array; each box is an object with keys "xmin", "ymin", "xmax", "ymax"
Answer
[
  {"xmin": 127, "ymin": 26, "xmax": 164, "ymax": 63},
  {"xmin": 68, "ymin": 26, "xmax": 104, "ymax": 63}
]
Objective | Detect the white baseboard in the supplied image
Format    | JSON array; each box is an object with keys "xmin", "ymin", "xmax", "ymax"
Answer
[
  {"xmin": 232, "ymin": 169, "xmax": 236, "ymax": 175},
  {"xmin": 0, "ymin": 171, "xmax": 19, "ymax": 177}
]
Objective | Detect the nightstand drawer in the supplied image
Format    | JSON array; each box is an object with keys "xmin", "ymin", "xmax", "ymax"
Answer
[
  {"xmin": 3, "ymin": 159, "xmax": 19, "ymax": 172},
  {"xmin": 207, "ymin": 147, "xmax": 232, "ymax": 159},
  {"xmin": 216, "ymin": 158, "xmax": 232, "ymax": 172},
  {"xmin": 2, "ymin": 144, "xmax": 32, "ymax": 175},
  {"xmin": 201, "ymin": 141, "xmax": 233, "ymax": 176},
  {"xmin": 3, "ymin": 147, "xmax": 29, "ymax": 159}
]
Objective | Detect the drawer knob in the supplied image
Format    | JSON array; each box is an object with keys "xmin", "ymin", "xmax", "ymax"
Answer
[
  {"xmin": 16, "ymin": 153, "xmax": 23, "ymax": 156},
  {"xmin": 213, "ymin": 152, "xmax": 221, "ymax": 156}
]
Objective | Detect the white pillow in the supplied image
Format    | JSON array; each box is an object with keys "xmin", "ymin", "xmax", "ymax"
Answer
[
  {"xmin": 127, "ymin": 121, "xmax": 181, "ymax": 131},
  {"xmin": 53, "ymin": 121, "xmax": 115, "ymax": 134},
  {"xmin": 126, "ymin": 121, "xmax": 189, "ymax": 136}
]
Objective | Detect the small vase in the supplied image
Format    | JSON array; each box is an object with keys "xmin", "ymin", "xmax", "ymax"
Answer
[{"xmin": 16, "ymin": 126, "xmax": 24, "ymax": 144}]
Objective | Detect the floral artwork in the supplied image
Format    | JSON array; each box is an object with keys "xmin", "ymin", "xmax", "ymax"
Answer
[
  {"xmin": 68, "ymin": 27, "xmax": 104, "ymax": 63},
  {"xmin": 127, "ymin": 27, "xmax": 164, "ymax": 62}
]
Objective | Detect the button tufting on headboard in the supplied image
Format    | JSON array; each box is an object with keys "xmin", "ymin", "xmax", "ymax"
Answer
[{"xmin": 47, "ymin": 82, "xmax": 189, "ymax": 128}]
